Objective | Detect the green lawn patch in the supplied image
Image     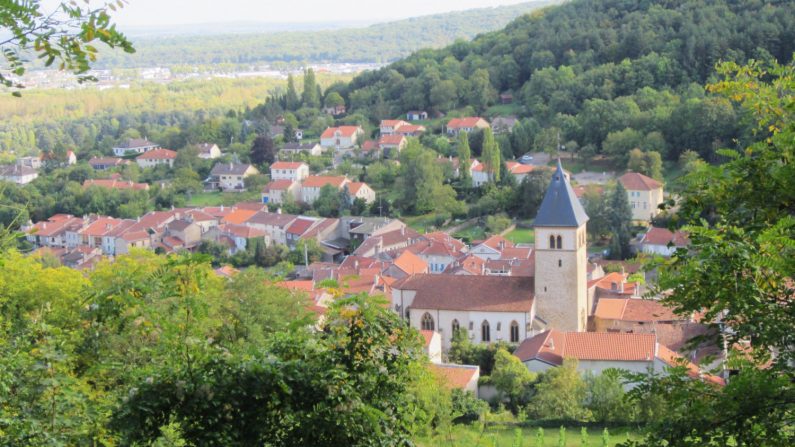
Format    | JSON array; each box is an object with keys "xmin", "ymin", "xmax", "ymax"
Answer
[
  {"xmin": 187, "ymin": 191, "xmax": 262, "ymax": 207},
  {"xmin": 505, "ymin": 228, "xmax": 535, "ymax": 244},
  {"xmin": 453, "ymin": 225, "xmax": 487, "ymax": 243},
  {"xmin": 416, "ymin": 424, "xmax": 642, "ymax": 446},
  {"xmin": 486, "ymin": 103, "xmax": 521, "ymax": 117}
]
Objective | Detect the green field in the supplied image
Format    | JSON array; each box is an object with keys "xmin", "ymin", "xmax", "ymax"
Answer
[
  {"xmin": 416, "ymin": 425, "xmax": 641, "ymax": 446},
  {"xmin": 187, "ymin": 191, "xmax": 262, "ymax": 207},
  {"xmin": 505, "ymin": 228, "xmax": 535, "ymax": 244},
  {"xmin": 454, "ymin": 225, "xmax": 488, "ymax": 243}
]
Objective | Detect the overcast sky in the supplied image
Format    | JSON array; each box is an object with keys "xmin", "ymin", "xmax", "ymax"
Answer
[{"xmin": 51, "ymin": 0, "xmax": 534, "ymax": 28}]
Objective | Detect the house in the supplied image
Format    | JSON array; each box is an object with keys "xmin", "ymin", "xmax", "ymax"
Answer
[
  {"xmin": 25, "ymin": 214, "xmax": 83, "ymax": 248},
  {"xmin": 378, "ymin": 135, "xmax": 407, "ymax": 157},
  {"xmin": 470, "ymin": 235, "xmax": 515, "ymax": 261},
  {"xmin": 491, "ymin": 116, "xmax": 518, "ymax": 134},
  {"xmin": 245, "ymin": 211, "xmax": 298, "ymax": 246},
  {"xmin": 196, "ymin": 143, "xmax": 222, "ymax": 159},
  {"xmin": 324, "ymin": 104, "xmax": 347, "ymax": 116},
  {"xmin": 17, "ymin": 156, "xmax": 42, "ymax": 170},
  {"xmin": 383, "ymin": 250, "xmax": 429, "ymax": 279},
  {"xmin": 40, "ymin": 150, "xmax": 77, "ymax": 166},
  {"xmin": 639, "ymin": 227, "xmax": 689, "ymax": 257},
  {"xmin": 406, "ymin": 232, "xmax": 468, "ymax": 274},
  {"xmin": 136, "ymin": 148, "xmax": 177, "ymax": 169},
  {"xmin": 499, "ymin": 92, "xmax": 514, "ymax": 104},
  {"xmin": 470, "ymin": 161, "xmax": 490, "ymax": 187},
  {"xmin": 395, "ymin": 124, "xmax": 426, "ymax": 137},
  {"xmin": 320, "ymin": 126, "xmax": 364, "ymax": 150},
  {"xmin": 380, "ymin": 120, "xmax": 409, "ymax": 135},
  {"xmin": 89, "ymin": 157, "xmax": 128, "ymax": 170},
  {"xmin": 0, "ymin": 164, "xmax": 38, "ymax": 184},
  {"xmin": 514, "ymin": 330, "xmax": 723, "ymax": 385},
  {"xmin": 391, "ymin": 274, "xmax": 535, "ymax": 350},
  {"xmin": 346, "ymin": 182, "xmax": 376, "ymax": 204},
  {"xmin": 300, "ymin": 176, "xmax": 350, "ymax": 204},
  {"xmin": 406, "ymin": 111, "xmax": 428, "ymax": 121},
  {"xmin": 446, "ymin": 117, "xmax": 490, "ymax": 136},
  {"xmin": 270, "ymin": 161, "xmax": 309, "ymax": 182},
  {"xmin": 505, "ymin": 161, "xmax": 536, "ymax": 183},
  {"xmin": 353, "ymin": 226, "xmax": 422, "ymax": 258},
  {"xmin": 281, "ymin": 142, "xmax": 323, "ymax": 157},
  {"xmin": 421, "ymin": 330, "xmax": 443, "ymax": 364},
  {"xmin": 285, "ymin": 217, "xmax": 320, "ymax": 248},
  {"xmin": 83, "ymin": 179, "xmax": 149, "ymax": 191},
  {"xmin": 430, "ymin": 364, "xmax": 480, "ymax": 393},
  {"xmin": 262, "ymin": 179, "xmax": 299, "ymax": 205},
  {"xmin": 207, "ymin": 163, "xmax": 259, "ymax": 192},
  {"xmin": 113, "ymin": 138, "xmax": 160, "ymax": 157},
  {"xmin": 618, "ymin": 172, "xmax": 664, "ymax": 223},
  {"xmin": 215, "ymin": 224, "xmax": 269, "ymax": 254}
]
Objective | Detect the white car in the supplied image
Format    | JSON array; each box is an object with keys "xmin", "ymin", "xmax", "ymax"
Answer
[{"xmin": 519, "ymin": 154, "xmax": 534, "ymax": 164}]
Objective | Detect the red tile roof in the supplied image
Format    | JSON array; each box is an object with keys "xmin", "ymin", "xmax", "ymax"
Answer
[
  {"xmin": 222, "ymin": 209, "xmax": 258, "ymax": 225},
  {"xmin": 506, "ymin": 161, "xmax": 535, "ymax": 175},
  {"xmin": 419, "ymin": 330, "xmax": 435, "ymax": 348},
  {"xmin": 380, "ymin": 120, "xmax": 408, "ymax": 128},
  {"xmin": 394, "ymin": 274, "xmax": 534, "ymax": 312},
  {"xmin": 270, "ymin": 161, "xmax": 306, "ymax": 170},
  {"xmin": 221, "ymin": 224, "xmax": 267, "ymax": 239},
  {"xmin": 588, "ymin": 272, "xmax": 638, "ymax": 295},
  {"xmin": 447, "ymin": 117, "xmax": 488, "ymax": 129},
  {"xmin": 594, "ymin": 298, "xmax": 680, "ymax": 322},
  {"xmin": 430, "ymin": 364, "xmax": 479, "ymax": 390},
  {"xmin": 392, "ymin": 250, "xmax": 429, "ymax": 275},
  {"xmin": 137, "ymin": 148, "xmax": 177, "ymax": 160},
  {"xmin": 264, "ymin": 179, "xmax": 295, "ymax": 192},
  {"xmin": 642, "ymin": 227, "xmax": 689, "ymax": 247},
  {"xmin": 347, "ymin": 182, "xmax": 369, "ymax": 195},
  {"xmin": 83, "ymin": 179, "xmax": 149, "ymax": 191},
  {"xmin": 321, "ymin": 126, "xmax": 362, "ymax": 139},
  {"xmin": 287, "ymin": 218, "xmax": 316, "ymax": 236},
  {"xmin": 378, "ymin": 134, "xmax": 406, "ymax": 146},
  {"xmin": 619, "ymin": 172, "xmax": 662, "ymax": 191},
  {"xmin": 361, "ymin": 140, "xmax": 378, "ymax": 151},
  {"xmin": 515, "ymin": 330, "xmax": 658, "ymax": 365},
  {"xmin": 302, "ymin": 175, "xmax": 348, "ymax": 189}
]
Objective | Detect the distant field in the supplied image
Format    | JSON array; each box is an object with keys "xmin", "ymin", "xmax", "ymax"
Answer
[
  {"xmin": 187, "ymin": 191, "xmax": 262, "ymax": 207},
  {"xmin": 416, "ymin": 425, "xmax": 642, "ymax": 446},
  {"xmin": 505, "ymin": 228, "xmax": 535, "ymax": 244}
]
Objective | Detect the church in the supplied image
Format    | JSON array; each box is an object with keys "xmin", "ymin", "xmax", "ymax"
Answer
[{"xmin": 391, "ymin": 160, "xmax": 589, "ymax": 348}]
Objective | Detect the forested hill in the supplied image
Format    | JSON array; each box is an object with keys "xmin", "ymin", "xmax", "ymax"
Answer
[
  {"xmin": 96, "ymin": 1, "xmax": 559, "ymax": 68},
  {"xmin": 343, "ymin": 0, "xmax": 795, "ymax": 162}
]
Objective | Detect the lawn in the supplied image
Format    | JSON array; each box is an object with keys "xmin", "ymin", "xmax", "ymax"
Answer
[
  {"xmin": 453, "ymin": 225, "xmax": 487, "ymax": 243},
  {"xmin": 505, "ymin": 228, "xmax": 535, "ymax": 244},
  {"xmin": 187, "ymin": 191, "xmax": 262, "ymax": 207},
  {"xmin": 405, "ymin": 213, "xmax": 446, "ymax": 233},
  {"xmin": 416, "ymin": 424, "xmax": 641, "ymax": 447}
]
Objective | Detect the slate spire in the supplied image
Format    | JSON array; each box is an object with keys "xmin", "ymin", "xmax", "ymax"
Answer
[{"xmin": 533, "ymin": 159, "xmax": 589, "ymax": 227}]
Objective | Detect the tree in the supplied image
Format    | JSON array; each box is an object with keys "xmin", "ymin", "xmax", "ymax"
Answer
[
  {"xmin": 313, "ymin": 184, "xmax": 342, "ymax": 217},
  {"xmin": 250, "ymin": 134, "xmax": 276, "ymax": 166},
  {"xmin": 530, "ymin": 359, "xmax": 589, "ymax": 421},
  {"xmin": 1, "ymin": 2, "xmax": 134, "ymax": 94},
  {"xmin": 302, "ymin": 68, "xmax": 320, "ymax": 108},
  {"xmin": 457, "ymin": 131, "xmax": 472, "ymax": 187},
  {"xmin": 512, "ymin": 170, "xmax": 552, "ymax": 218},
  {"xmin": 397, "ymin": 140, "xmax": 464, "ymax": 215},
  {"xmin": 286, "ymin": 74, "xmax": 300, "ymax": 110},
  {"xmin": 324, "ymin": 91, "xmax": 344, "ymax": 109},
  {"xmin": 625, "ymin": 60, "xmax": 795, "ymax": 447},
  {"xmin": 606, "ymin": 182, "xmax": 632, "ymax": 260},
  {"xmin": 491, "ymin": 348, "xmax": 537, "ymax": 412},
  {"xmin": 627, "ymin": 149, "xmax": 663, "ymax": 180},
  {"xmin": 481, "ymin": 127, "xmax": 501, "ymax": 183},
  {"xmin": 585, "ymin": 369, "xmax": 633, "ymax": 423}
]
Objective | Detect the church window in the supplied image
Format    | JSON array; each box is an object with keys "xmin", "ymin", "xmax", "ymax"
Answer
[
  {"xmin": 421, "ymin": 313, "xmax": 435, "ymax": 331},
  {"xmin": 549, "ymin": 235, "xmax": 555, "ymax": 249},
  {"xmin": 510, "ymin": 321, "xmax": 520, "ymax": 343},
  {"xmin": 481, "ymin": 320, "xmax": 491, "ymax": 342},
  {"xmin": 559, "ymin": 259, "xmax": 562, "ymax": 267},
  {"xmin": 452, "ymin": 319, "xmax": 460, "ymax": 336},
  {"xmin": 496, "ymin": 322, "xmax": 502, "ymax": 331},
  {"xmin": 556, "ymin": 235, "xmax": 562, "ymax": 249},
  {"xmin": 469, "ymin": 321, "xmax": 474, "ymax": 331}
]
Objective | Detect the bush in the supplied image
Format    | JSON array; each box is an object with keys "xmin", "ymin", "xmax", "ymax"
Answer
[{"xmin": 451, "ymin": 389, "xmax": 489, "ymax": 424}]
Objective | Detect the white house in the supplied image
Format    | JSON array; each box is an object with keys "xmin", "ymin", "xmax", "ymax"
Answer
[
  {"xmin": 320, "ymin": 126, "xmax": 364, "ymax": 150},
  {"xmin": 446, "ymin": 117, "xmax": 490, "ymax": 136},
  {"xmin": 406, "ymin": 111, "xmax": 428, "ymax": 121},
  {"xmin": 346, "ymin": 182, "xmax": 376, "ymax": 204},
  {"xmin": 208, "ymin": 163, "xmax": 259, "ymax": 192},
  {"xmin": 281, "ymin": 142, "xmax": 323, "ymax": 157},
  {"xmin": 136, "ymin": 148, "xmax": 177, "ymax": 169},
  {"xmin": 391, "ymin": 274, "xmax": 535, "ymax": 350},
  {"xmin": 113, "ymin": 138, "xmax": 160, "ymax": 157},
  {"xmin": 0, "ymin": 164, "xmax": 39, "ymax": 184},
  {"xmin": 300, "ymin": 176, "xmax": 350, "ymax": 204},
  {"xmin": 270, "ymin": 161, "xmax": 309, "ymax": 182},
  {"xmin": 639, "ymin": 227, "xmax": 689, "ymax": 257},
  {"xmin": 421, "ymin": 330, "xmax": 443, "ymax": 363},
  {"xmin": 262, "ymin": 179, "xmax": 299, "ymax": 205},
  {"xmin": 196, "ymin": 143, "xmax": 222, "ymax": 159},
  {"xmin": 380, "ymin": 120, "xmax": 409, "ymax": 135}
]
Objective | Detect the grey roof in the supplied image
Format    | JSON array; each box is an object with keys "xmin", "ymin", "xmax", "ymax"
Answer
[
  {"xmin": 211, "ymin": 163, "xmax": 253, "ymax": 176},
  {"xmin": 0, "ymin": 164, "xmax": 37, "ymax": 177},
  {"xmin": 282, "ymin": 142, "xmax": 319, "ymax": 151},
  {"xmin": 533, "ymin": 160, "xmax": 589, "ymax": 228},
  {"xmin": 116, "ymin": 138, "xmax": 157, "ymax": 149}
]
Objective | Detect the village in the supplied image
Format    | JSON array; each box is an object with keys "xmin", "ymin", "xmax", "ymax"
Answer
[{"xmin": 17, "ymin": 112, "xmax": 718, "ymax": 402}]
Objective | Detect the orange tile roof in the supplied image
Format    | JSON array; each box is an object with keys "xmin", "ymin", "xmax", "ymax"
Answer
[
  {"xmin": 264, "ymin": 179, "xmax": 295, "ymax": 192},
  {"xmin": 380, "ymin": 120, "xmax": 408, "ymax": 128},
  {"xmin": 430, "ymin": 364, "xmax": 479, "ymax": 390},
  {"xmin": 447, "ymin": 117, "xmax": 488, "ymax": 129},
  {"xmin": 276, "ymin": 280, "xmax": 315, "ymax": 293},
  {"xmin": 302, "ymin": 175, "xmax": 348, "ymax": 189},
  {"xmin": 419, "ymin": 330, "xmax": 435, "ymax": 348},
  {"xmin": 270, "ymin": 161, "xmax": 306, "ymax": 170},
  {"xmin": 588, "ymin": 272, "xmax": 638, "ymax": 295},
  {"xmin": 480, "ymin": 234, "xmax": 515, "ymax": 251},
  {"xmin": 137, "ymin": 148, "xmax": 177, "ymax": 160},
  {"xmin": 378, "ymin": 134, "xmax": 406, "ymax": 146},
  {"xmin": 656, "ymin": 343, "xmax": 725, "ymax": 386},
  {"xmin": 506, "ymin": 161, "xmax": 535, "ymax": 174},
  {"xmin": 515, "ymin": 330, "xmax": 658, "ymax": 365},
  {"xmin": 595, "ymin": 298, "xmax": 680, "ymax": 322},
  {"xmin": 321, "ymin": 126, "xmax": 362, "ymax": 139},
  {"xmin": 392, "ymin": 250, "xmax": 428, "ymax": 275},
  {"xmin": 619, "ymin": 172, "xmax": 662, "ymax": 191},
  {"xmin": 83, "ymin": 179, "xmax": 149, "ymax": 191},
  {"xmin": 222, "ymin": 209, "xmax": 258, "ymax": 225},
  {"xmin": 361, "ymin": 140, "xmax": 378, "ymax": 151},
  {"xmin": 347, "ymin": 182, "xmax": 369, "ymax": 195}
]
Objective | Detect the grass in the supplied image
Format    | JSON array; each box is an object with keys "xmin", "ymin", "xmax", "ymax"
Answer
[
  {"xmin": 416, "ymin": 424, "xmax": 642, "ymax": 446},
  {"xmin": 486, "ymin": 103, "xmax": 522, "ymax": 117},
  {"xmin": 505, "ymin": 228, "xmax": 535, "ymax": 244},
  {"xmin": 453, "ymin": 225, "xmax": 487, "ymax": 243},
  {"xmin": 405, "ymin": 213, "xmax": 445, "ymax": 233},
  {"xmin": 187, "ymin": 191, "xmax": 262, "ymax": 207}
]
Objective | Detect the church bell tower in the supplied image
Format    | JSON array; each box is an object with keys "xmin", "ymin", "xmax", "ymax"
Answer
[{"xmin": 533, "ymin": 160, "xmax": 589, "ymax": 332}]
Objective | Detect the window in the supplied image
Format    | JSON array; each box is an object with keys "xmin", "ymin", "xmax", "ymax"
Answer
[
  {"xmin": 481, "ymin": 320, "xmax": 491, "ymax": 342},
  {"xmin": 549, "ymin": 235, "xmax": 555, "ymax": 249},
  {"xmin": 556, "ymin": 235, "xmax": 562, "ymax": 249},
  {"xmin": 421, "ymin": 313, "xmax": 434, "ymax": 331},
  {"xmin": 559, "ymin": 259, "xmax": 562, "ymax": 267},
  {"xmin": 452, "ymin": 319, "xmax": 460, "ymax": 336},
  {"xmin": 469, "ymin": 321, "xmax": 474, "ymax": 331},
  {"xmin": 510, "ymin": 321, "xmax": 520, "ymax": 343}
]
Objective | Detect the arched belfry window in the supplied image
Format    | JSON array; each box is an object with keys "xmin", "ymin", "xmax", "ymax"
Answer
[
  {"xmin": 481, "ymin": 320, "xmax": 491, "ymax": 342},
  {"xmin": 556, "ymin": 235, "xmax": 563, "ymax": 249},
  {"xmin": 421, "ymin": 312, "xmax": 435, "ymax": 331},
  {"xmin": 549, "ymin": 235, "xmax": 556, "ymax": 250},
  {"xmin": 510, "ymin": 321, "xmax": 520, "ymax": 343}
]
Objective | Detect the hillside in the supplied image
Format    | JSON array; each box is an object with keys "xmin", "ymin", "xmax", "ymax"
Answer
[
  {"xmin": 342, "ymin": 0, "xmax": 795, "ymax": 163},
  {"xmin": 96, "ymin": 1, "xmax": 559, "ymax": 68}
]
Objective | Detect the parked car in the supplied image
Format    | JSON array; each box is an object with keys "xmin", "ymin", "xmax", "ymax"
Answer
[{"xmin": 519, "ymin": 154, "xmax": 534, "ymax": 164}]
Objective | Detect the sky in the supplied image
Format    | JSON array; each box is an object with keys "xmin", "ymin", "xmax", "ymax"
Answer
[{"xmin": 48, "ymin": 0, "xmax": 534, "ymax": 28}]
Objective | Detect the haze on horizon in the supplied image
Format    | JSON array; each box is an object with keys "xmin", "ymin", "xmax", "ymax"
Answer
[{"xmin": 43, "ymin": 0, "xmax": 538, "ymax": 29}]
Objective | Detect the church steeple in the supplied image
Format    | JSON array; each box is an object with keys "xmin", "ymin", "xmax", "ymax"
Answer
[{"xmin": 534, "ymin": 159, "xmax": 588, "ymax": 228}]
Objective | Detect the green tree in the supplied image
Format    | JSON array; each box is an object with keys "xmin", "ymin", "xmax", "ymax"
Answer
[
  {"xmin": 585, "ymin": 369, "xmax": 633, "ymax": 423},
  {"xmin": 606, "ymin": 182, "xmax": 632, "ymax": 260},
  {"xmin": 482, "ymin": 127, "xmax": 501, "ymax": 183},
  {"xmin": 530, "ymin": 359, "xmax": 589, "ymax": 421},
  {"xmin": 457, "ymin": 130, "xmax": 472, "ymax": 187},
  {"xmin": 313, "ymin": 184, "xmax": 342, "ymax": 217},
  {"xmin": 397, "ymin": 140, "xmax": 464, "ymax": 215},
  {"xmin": 491, "ymin": 348, "xmax": 537, "ymax": 412},
  {"xmin": 1, "ymin": 1, "xmax": 134, "ymax": 94},
  {"xmin": 324, "ymin": 91, "xmax": 345, "ymax": 109},
  {"xmin": 286, "ymin": 74, "xmax": 300, "ymax": 110},
  {"xmin": 250, "ymin": 134, "xmax": 276, "ymax": 166},
  {"xmin": 302, "ymin": 68, "xmax": 320, "ymax": 108}
]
